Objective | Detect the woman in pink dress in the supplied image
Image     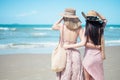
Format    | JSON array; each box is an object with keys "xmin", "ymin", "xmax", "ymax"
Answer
[
  {"xmin": 63, "ymin": 10, "xmax": 107, "ymax": 80},
  {"xmin": 52, "ymin": 8, "xmax": 84, "ymax": 80}
]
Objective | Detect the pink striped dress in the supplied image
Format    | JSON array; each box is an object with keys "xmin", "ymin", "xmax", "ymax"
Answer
[
  {"xmin": 56, "ymin": 48, "xmax": 84, "ymax": 80},
  {"xmin": 82, "ymin": 47, "xmax": 104, "ymax": 80}
]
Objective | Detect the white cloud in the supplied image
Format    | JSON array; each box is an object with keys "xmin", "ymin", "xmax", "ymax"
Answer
[{"xmin": 15, "ymin": 10, "xmax": 38, "ymax": 18}]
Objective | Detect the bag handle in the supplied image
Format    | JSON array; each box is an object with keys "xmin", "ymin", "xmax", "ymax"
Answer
[{"xmin": 60, "ymin": 25, "xmax": 64, "ymax": 47}]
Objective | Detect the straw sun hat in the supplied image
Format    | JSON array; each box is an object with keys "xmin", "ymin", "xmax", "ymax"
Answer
[
  {"xmin": 82, "ymin": 10, "xmax": 100, "ymax": 21},
  {"xmin": 61, "ymin": 8, "xmax": 78, "ymax": 18},
  {"xmin": 61, "ymin": 8, "xmax": 81, "ymax": 30}
]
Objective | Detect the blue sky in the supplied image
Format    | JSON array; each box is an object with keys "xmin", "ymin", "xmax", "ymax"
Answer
[{"xmin": 0, "ymin": 0, "xmax": 119, "ymax": 24}]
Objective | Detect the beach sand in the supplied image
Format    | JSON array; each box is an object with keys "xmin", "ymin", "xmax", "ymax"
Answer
[{"xmin": 0, "ymin": 46, "xmax": 120, "ymax": 80}]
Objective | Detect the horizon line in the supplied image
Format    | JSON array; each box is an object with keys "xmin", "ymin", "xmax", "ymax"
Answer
[{"xmin": 0, "ymin": 23, "xmax": 120, "ymax": 25}]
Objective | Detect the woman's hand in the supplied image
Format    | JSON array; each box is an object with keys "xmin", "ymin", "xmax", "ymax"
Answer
[
  {"xmin": 63, "ymin": 44, "xmax": 73, "ymax": 49},
  {"xmin": 95, "ymin": 45, "xmax": 101, "ymax": 50},
  {"xmin": 56, "ymin": 17, "xmax": 63, "ymax": 24},
  {"xmin": 63, "ymin": 44, "xmax": 70, "ymax": 49},
  {"xmin": 101, "ymin": 52, "xmax": 106, "ymax": 60},
  {"xmin": 52, "ymin": 17, "xmax": 63, "ymax": 30}
]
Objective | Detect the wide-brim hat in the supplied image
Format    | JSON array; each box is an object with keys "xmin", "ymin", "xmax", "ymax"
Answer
[
  {"xmin": 61, "ymin": 8, "xmax": 79, "ymax": 18},
  {"xmin": 81, "ymin": 10, "xmax": 100, "ymax": 21}
]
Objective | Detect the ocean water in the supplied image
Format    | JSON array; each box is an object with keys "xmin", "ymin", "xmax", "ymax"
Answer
[{"xmin": 0, "ymin": 24, "xmax": 120, "ymax": 54}]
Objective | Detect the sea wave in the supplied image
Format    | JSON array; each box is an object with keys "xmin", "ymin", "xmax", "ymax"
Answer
[
  {"xmin": 106, "ymin": 40, "xmax": 120, "ymax": 43},
  {"xmin": 0, "ymin": 42, "xmax": 58, "ymax": 49},
  {"xmin": 0, "ymin": 27, "xmax": 16, "ymax": 31},
  {"xmin": 0, "ymin": 39, "xmax": 120, "ymax": 49},
  {"xmin": 31, "ymin": 32, "xmax": 48, "ymax": 37},
  {"xmin": 107, "ymin": 26, "xmax": 120, "ymax": 30},
  {"xmin": 33, "ymin": 28, "xmax": 52, "ymax": 30},
  {"xmin": 105, "ymin": 40, "xmax": 120, "ymax": 46}
]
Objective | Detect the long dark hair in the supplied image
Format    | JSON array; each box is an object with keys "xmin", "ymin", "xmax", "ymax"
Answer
[{"xmin": 85, "ymin": 19, "xmax": 104, "ymax": 45}]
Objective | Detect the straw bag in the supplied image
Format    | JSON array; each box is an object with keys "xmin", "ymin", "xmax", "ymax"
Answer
[{"xmin": 51, "ymin": 25, "xmax": 66, "ymax": 72}]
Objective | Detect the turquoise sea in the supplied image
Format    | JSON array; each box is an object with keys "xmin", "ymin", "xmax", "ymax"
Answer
[{"xmin": 0, "ymin": 24, "xmax": 120, "ymax": 54}]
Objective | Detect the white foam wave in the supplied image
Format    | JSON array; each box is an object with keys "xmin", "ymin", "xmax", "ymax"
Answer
[
  {"xmin": 33, "ymin": 28, "xmax": 52, "ymax": 30},
  {"xmin": 105, "ymin": 40, "xmax": 120, "ymax": 46},
  {"xmin": 0, "ymin": 27, "xmax": 16, "ymax": 31},
  {"xmin": 0, "ymin": 44, "xmax": 9, "ymax": 49},
  {"xmin": 0, "ymin": 27, "xmax": 9, "ymax": 30},
  {"xmin": 0, "ymin": 40, "xmax": 120, "ymax": 49},
  {"xmin": 0, "ymin": 42, "xmax": 58, "ymax": 49},
  {"xmin": 108, "ymin": 26, "xmax": 120, "ymax": 30},
  {"xmin": 10, "ymin": 28, "xmax": 16, "ymax": 31},
  {"xmin": 31, "ymin": 32, "xmax": 47, "ymax": 36},
  {"xmin": 106, "ymin": 40, "xmax": 120, "ymax": 43}
]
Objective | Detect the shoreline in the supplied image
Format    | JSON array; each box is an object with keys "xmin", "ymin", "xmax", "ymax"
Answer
[
  {"xmin": 0, "ymin": 45, "xmax": 120, "ymax": 55},
  {"xmin": 0, "ymin": 46, "xmax": 120, "ymax": 80}
]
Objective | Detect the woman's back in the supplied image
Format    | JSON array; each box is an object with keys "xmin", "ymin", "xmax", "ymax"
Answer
[{"xmin": 62, "ymin": 25, "xmax": 82, "ymax": 45}]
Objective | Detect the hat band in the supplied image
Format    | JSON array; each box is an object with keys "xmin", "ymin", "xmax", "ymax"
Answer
[{"xmin": 64, "ymin": 12, "xmax": 76, "ymax": 16}]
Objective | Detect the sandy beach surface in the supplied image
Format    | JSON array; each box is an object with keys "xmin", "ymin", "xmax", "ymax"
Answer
[{"xmin": 0, "ymin": 46, "xmax": 120, "ymax": 80}]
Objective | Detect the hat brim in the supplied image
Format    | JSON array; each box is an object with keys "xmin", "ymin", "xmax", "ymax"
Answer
[
  {"xmin": 60, "ymin": 13, "xmax": 82, "ymax": 22},
  {"xmin": 82, "ymin": 12, "xmax": 102, "ymax": 22},
  {"xmin": 81, "ymin": 12, "xmax": 87, "ymax": 20},
  {"xmin": 60, "ymin": 14, "xmax": 78, "ymax": 18},
  {"xmin": 81, "ymin": 12, "xmax": 97, "ymax": 19}
]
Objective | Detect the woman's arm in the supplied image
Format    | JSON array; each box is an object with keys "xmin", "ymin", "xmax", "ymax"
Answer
[
  {"xmin": 96, "ymin": 11, "xmax": 106, "ymax": 60},
  {"xmin": 63, "ymin": 27, "xmax": 101, "ymax": 49},
  {"xmin": 96, "ymin": 11, "xmax": 107, "ymax": 23},
  {"xmin": 101, "ymin": 35, "xmax": 106, "ymax": 60},
  {"xmin": 85, "ymin": 43, "xmax": 101, "ymax": 49},
  {"xmin": 52, "ymin": 17, "xmax": 63, "ymax": 30}
]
